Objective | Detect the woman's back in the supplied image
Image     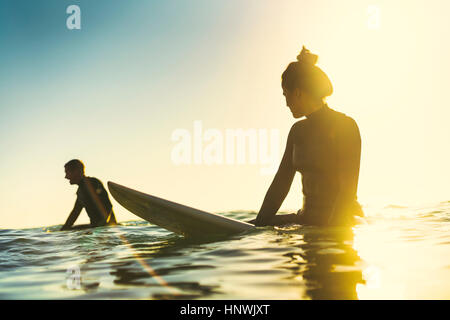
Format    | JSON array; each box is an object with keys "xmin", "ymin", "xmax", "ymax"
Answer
[{"xmin": 291, "ymin": 104, "xmax": 363, "ymax": 225}]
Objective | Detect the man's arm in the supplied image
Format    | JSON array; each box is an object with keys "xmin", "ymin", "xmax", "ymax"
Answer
[
  {"xmin": 60, "ymin": 200, "xmax": 83, "ymax": 231},
  {"xmin": 255, "ymin": 126, "xmax": 297, "ymax": 226}
]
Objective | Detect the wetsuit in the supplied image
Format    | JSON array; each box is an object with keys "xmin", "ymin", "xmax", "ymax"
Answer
[
  {"xmin": 76, "ymin": 177, "xmax": 117, "ymax": 226},
  {"xmin": 292, "ymin": 104, "xmax": 363, "ymax": 225}
]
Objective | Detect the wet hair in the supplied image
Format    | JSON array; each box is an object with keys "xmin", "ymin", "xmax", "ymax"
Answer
[
  {"xmin": 64, "ymin": 159, "xmax": 85, "ymax": 173},
  {"xmin": 281, "ymin": 46, "xmax": 333, "ymax": 98}
]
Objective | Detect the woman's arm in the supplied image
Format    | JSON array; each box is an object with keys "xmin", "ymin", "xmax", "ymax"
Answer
[{"xmin": 255, "ymin": 126, "xmax": 297, "ymax": 226}]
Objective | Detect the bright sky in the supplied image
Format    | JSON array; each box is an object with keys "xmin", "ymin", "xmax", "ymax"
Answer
[{"xmin": 1, "ymin": 0, "xmax": 449, "ymax": 229}]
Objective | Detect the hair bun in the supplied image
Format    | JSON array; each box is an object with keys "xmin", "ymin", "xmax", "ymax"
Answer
[{"xmin": 296, "ymin": 45, "xmax": 318, "ymax": 66}]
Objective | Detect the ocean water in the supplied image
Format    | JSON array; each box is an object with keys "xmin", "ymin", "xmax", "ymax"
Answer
[{"xmin": 1, "ymin": 201, "xmax": 449, "ymax": 300}]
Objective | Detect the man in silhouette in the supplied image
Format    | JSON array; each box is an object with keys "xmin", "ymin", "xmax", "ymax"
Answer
[{"xmin": 61, "ymin": 159, "xmax": 117, "ymax": 230}]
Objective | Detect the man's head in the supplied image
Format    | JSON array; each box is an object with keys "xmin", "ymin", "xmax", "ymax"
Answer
[{"xmin": 64, "ymin": 159, "xmax": 85, "ymax": 185}]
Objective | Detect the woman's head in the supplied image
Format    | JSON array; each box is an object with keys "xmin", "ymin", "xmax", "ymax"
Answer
[{"xmin": 282, "ymin": 46, "xmax": 333, "ymax": 118}]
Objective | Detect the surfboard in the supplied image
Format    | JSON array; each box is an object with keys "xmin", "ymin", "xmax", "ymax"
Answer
[
  {"xmin": 59, "ymin": 223, "xmax": 120, "ymax": 232},
  {"xmin": 107, "ymin": 182, "xmax": 255, "ymax": 238}
]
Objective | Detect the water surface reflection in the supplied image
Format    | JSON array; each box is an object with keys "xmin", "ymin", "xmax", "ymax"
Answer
[
  {"xmin": 2, "ymin": 204, "xmax": 449, "ymax": 299},
  {"xmin": 277, "ymin": 226, "xmax": 364, "ymax": 299}
]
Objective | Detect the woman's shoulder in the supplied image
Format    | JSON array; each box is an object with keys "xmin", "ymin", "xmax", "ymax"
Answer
[
  {"xmin": 291, "ymin": 118, "xmax": 308, "ymax": 131},
  {"xmin": 329, "ymin": 111, "xmax": 361, "ymax": 141},
  {"xmin": 327, "ymin": 108, "xmax": 359, "ymax": 131},
  {"xmin": 288, "ymin": 119, "xmax": 308, "ymax": 139},
  {"xmin": 329, "ymin": 107, "xmax": 358, "ymax": 123}
]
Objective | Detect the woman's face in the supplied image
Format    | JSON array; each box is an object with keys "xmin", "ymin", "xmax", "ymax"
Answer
[{"xmin": 282, "ymin": 86, "xmax": 304, "ymax": 118}]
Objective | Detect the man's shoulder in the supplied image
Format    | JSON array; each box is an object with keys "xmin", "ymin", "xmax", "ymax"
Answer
[
  {"xmin": 86, "ymin": 176, "xmax": 103, "ymax": 184},
  {"xmin": 84, "ymin": 176, "xmax": 107, "ymax": 191}
]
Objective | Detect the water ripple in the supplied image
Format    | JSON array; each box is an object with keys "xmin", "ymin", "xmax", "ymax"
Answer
[{"xmin": 1, "ymin": 203, "xmax": 449, "ymax": 299}]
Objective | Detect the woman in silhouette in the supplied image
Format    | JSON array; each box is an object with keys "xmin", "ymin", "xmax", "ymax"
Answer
[{"xmin": 253, "ymin": 46, "xmax": 363, "ymax": 227}]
